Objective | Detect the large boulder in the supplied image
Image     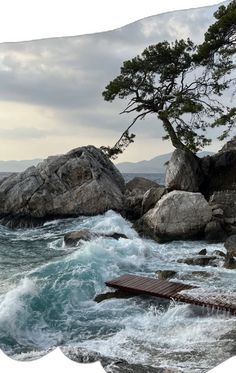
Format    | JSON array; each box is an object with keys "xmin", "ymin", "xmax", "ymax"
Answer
[
  {"xmin": 165, "ymin": 149, "xmax": 203, "ymax": 192},
  {"xmin": 140, "ymin": 191, "xmax": 212, "ymax": 242},
  {"xmin": 124, "ymin": 177, "xmax": 158, "ymax": 220},
  {"xmin": 0, "ymin": 146, "xmax": 125, "ymax": 227}
]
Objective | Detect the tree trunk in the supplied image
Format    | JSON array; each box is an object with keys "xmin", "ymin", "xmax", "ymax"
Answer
[{"xmin": 159, "ymin": 115, "xmax": 189, "ymax": 152}]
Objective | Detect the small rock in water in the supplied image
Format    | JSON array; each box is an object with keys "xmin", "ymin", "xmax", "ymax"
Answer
[
  {"xmin": 191, "ymin": 271, "xmax": 212, "ymax": 278},
  {"xmin": 198, "ymin": 248, "xmax": 207, "ymax": 255},
  {"xmin": 212, "ymin": 249, "xmax": 226, "ymax": 258},
  {"xmin": 64, "ymin": 229, "xmax": 95, "ymax": 246},
  {"xmin": 64, "ymin": 229, "xmax": 128, "ymax": 247},
  {"xmin": 155, "ymin": 270, "xmax": 177, "ymax": 280},
  {"xmin": 177, "ymin": 255, "xmax": 217, "ymax": 266}
]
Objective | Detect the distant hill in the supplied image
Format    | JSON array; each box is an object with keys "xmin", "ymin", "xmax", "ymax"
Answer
[
  {"xmin": 116, "ymin": 151, "xmax": 214, "ymax": 173},
  {"xmin": 0, "ymin": 159, "xmax": 42, "ymax": 172}
]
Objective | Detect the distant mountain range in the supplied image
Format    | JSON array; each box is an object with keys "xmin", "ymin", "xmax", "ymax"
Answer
[
  {"xmin": 0, "ymin": 159, "xmax": 42, "ymax": 172},
  {"xmin": 0, "ymin": 151, "xmax": 215, "ymax": 173},
  {"xmin": 116, "ymin": 151, "xmax": 214, "ymax": 173}
]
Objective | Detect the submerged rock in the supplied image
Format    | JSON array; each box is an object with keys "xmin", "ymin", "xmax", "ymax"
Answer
[
  {"xmin": 0, "ymin": 146, "xmax": 125, "ymax": 228},
  {"xmin": 139, "ymin": 191, "xmax": 212, "ymax": 242},
  {"xmin": 64, "ymin": 229, "xmax": 128, "ymax": 247},
  {"xmin": 165, "ymin": 149, "xmax": 202, "ymax": 192}
]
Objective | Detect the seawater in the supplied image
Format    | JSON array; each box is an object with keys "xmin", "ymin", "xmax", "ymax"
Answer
[
  {"xmin": 0, "ymin": 210, "xmax": 236, "ymax": 372},
  {"xmin": 123, "ymin": 173, "xmax": 165, "ymax": 184}
]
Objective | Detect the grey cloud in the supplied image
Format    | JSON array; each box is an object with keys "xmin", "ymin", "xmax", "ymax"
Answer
[
  {"xmin": 0, "ymin": 3, "xmax": 225, "ymax": 142},
  {"xmin": 0, "ymin": 127, "xmax": 50, "ymax": 140}
]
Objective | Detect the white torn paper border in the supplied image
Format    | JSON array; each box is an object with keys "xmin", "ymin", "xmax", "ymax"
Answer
[{"xmin": 0, "ymin": 1, "xmax": 235, "ymax": 373}]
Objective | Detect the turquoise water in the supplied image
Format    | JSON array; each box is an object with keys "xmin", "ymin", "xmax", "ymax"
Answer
[{"xmin": 0, "ymin": 210, "xmax": 235, "ymax": 372}]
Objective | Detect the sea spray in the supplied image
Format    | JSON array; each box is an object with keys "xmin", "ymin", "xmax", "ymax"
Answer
[{"xmin": 0, "ymin": 210, "xmax": 235, "ymax": 371}]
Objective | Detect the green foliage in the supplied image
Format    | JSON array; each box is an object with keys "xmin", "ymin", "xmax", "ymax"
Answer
[
  {"xmin": 101, "ymin": 131, "xmax": 135, "ymax": 160},
  {"xmin": 101, "ymin": 2, "xmax": 236, "ymax": 158},
  {"xmin": 197, "ymin": 0, "xmax": 236, "ymax": 62}
]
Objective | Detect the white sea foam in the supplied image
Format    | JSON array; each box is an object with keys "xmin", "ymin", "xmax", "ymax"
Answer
[
  {"xmin": 0, "ymin": 278, "xmax": 36, "ymax": 325},
  {"xmin": 0, "ymin": 210, "xmax": 235, "ymax": 371}
]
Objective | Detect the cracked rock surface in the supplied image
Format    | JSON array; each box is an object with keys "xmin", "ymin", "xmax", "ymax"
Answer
[{"xmin": 0, "ymin": 146, "xmax": 125, "ymax": 228}]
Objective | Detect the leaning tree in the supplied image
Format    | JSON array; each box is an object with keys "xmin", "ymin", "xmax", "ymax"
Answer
[{"xmin": 101, "ymin": 38, "xmax": 236, "ymax": 159}]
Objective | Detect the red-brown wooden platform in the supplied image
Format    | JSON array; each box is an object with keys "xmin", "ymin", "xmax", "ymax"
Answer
[{"xmin": 105, "ymin": 274, "xmax": 236, "ymax": 315}]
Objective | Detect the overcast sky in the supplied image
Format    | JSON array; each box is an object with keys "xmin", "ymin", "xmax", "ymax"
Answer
[{"xmin": 0, "ymin": 2, "xmax": 230, "ymax": 162}]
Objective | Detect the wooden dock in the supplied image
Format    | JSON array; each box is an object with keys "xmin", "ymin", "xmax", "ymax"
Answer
[{"xmin": 105, "ymin": 274, "xmax": 236, "ymax": 315}]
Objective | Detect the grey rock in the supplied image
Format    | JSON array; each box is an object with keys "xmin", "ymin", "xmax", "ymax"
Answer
[
  {"xmin": 178, "ymin": 256, "xmax": 217, "ymax": 266},
  {"xmin": 124, "ymin": 177, "xmax": 158, "ymax": 220},
  {"xmin": 224, "ymin": 235, "xmax": 236, "ymax": 256},
  {"xmin": 224, "ymin": 253, "xmax": 236, "ymax": 269},
  {"xmin": 165, "ymin": 149, "xmax": 202, "ymax": 192},
  {"xmin": 94, "ymin": 290, "xmax": 136, "ymax": 303},
  {"xmin": 155, "ymin": 270, "xmax": 177, "ymax": 280},
  {"xmin": 200, "ymin": 149, "xmax": 236, "ymax": 196},
  {"xmin": 64, "ymin": 229, "xmax": 128, "ymax": 247},
  {"xmin": 62, "ymin": 347, "xmax": 175, "ymax": 373},
  {"xmin": 212, "ymin": 250, "xmax": 226, "ymax": 258},
  {"xmin": 191, "ymin": 271, "xmax": 212, "ymax": 278},
  {"xmin": 212, "ymin": 208, "xmax": 224, "ymax": 217},
  {"xmin": 140, "ymin": 191, "xmax": 212, "ymax": 242},
  {"xmin": 198, "ymin": 249, "xmax": 207, "ymax": 255},
  {"xmin": 209, "ymin": 191, "xmax": 236, "ymax": 219},
  {"xmin": 204, "ymin": 220, "xmax": 227, "ymax": 242},
  {"xmin": 0, "ymin": 146, "xmax": 125, "ymax": 227},
  {"xmin": 141, "ymin": 186, "xmax": 166, "ymax": 215}
]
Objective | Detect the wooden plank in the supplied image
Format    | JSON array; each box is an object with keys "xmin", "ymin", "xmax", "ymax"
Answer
[{"xmin": 105, "ymin": 274, "xmax": 236, "ymax": 316}]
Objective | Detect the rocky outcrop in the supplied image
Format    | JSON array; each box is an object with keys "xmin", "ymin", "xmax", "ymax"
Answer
[
  {"xmin": 139, "ymin": 191, "xmax": 212, "ymax": 242},
  {"xmin": 201, "ymin": 150, "xmax": 236, "ymax": 197},
  {"xmin": 141, "ymin": 186, "xmax": 166, "ymax": 215},
  {"xmin": 0, "ymin": 146, "xmax": 125, "ymax": 228},
  {"xmin": 124, "ymin": 177, "xmax": 159, "ymax": 220},
  {"xmin": 165, "ymin": 149, "xmax": 203, "ymax": 192},
  {"xmin": 64, "ymin": 229, "xmax": 128, "ymax": 246}
]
